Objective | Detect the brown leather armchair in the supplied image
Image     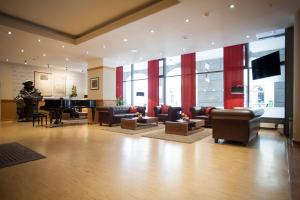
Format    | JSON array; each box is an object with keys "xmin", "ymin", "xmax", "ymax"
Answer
[
  {"xmin": 211, "ymin": 108, "xmax": 264, "ymax": 145},
  {"xmin": 153, "ymin": 106, "xmax": 181, "ymax": 122},
  {"xmin": 190, "ymin": 106, "xmax": 216, "ymax": 127}
]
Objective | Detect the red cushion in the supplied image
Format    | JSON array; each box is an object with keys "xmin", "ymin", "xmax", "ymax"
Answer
[
  {"xmin": 205, "ymin": 107, "xmax": 213, "ymax": 115},
  {"xmin": 129, "ymin": 106, "xmax": 137, "ymax": 113},
  {"xmin": 161, "ymin": 105, "xmax": 169, "ymax": 114}
]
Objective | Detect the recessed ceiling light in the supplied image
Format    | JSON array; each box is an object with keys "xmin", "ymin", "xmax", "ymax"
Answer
[
  {"xmin": 182, "ymin": 48, "xmax": 186, "ymax": 52},
  {"xmin": 123, "ymin": 38, "xmax": 128, "ymax": 42},
  {"xmin": 6, "ymin": 58, "xmax": 8, "ymax": 62},
  {"xmin": 8, "ymin": 31, "xmax": 12, "ymax": 35},
  {"xmin": 150, "ymin": 30, "xmax": 155, "ymax": 33},
  {"xmin": 21, "ymin": 49, "xmax": 24, "ymax": 53},
  {"xmin": 103, "ymin": 45, "xmax": 106, "ymax": 49},
  {"xmin": 42, "ymin": 53, "xmax": 46, "ymax": 57},
  {"xmin": 24, "ymin": 60, "xmax": 27, "ymax": 65},
  {"xmin": 130, "ymin": 49, "xmax": 138, "ymax": 53},
  {"xmin": 66, "ymin": 58, "xmax": 69, "ymax": 61},
  {"xmin": 62, "ymin": 45, "xmax": 65, "ymax": 48},
  {"xmin": 246, "ymin": 35, "xmax": 250, "ymax": 38},
  {"xmin": 38, "ymin": 39, "xmax": 41, "ymax": 42},
  {"xmin": 86, "ymin": 51, "xmax": 89, "ymax": 55},
  {"xmin": 185, "ymin": 18, "xmax": 189, "ymax": 23},
  {"xmin": 211, "ymin": 42, "xmax": 215, "ymax": 45},
  {"xmin": 229, "ymin": 4, "xmax": 235, "ymax": 9}
]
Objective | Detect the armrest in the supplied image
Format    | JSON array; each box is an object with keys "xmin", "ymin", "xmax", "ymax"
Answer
[
  {"xmin": 168, "ymin": 107, "xmax": 182, "ymax": 121},
  {"xmin": 190, "ymin": 106, "xmax": 203, "ymax": 117}
]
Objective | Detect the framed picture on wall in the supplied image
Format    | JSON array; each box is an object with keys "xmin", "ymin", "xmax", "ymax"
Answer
[
  {"xmin": 90, "ymin": 77, "xmax": 99, "ymax": 90},
  {"xmin": 34, "ymin": 71, "xmax": 53, "ymax": 97}
]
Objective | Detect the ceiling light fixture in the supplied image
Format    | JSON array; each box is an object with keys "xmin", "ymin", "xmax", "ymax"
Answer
[
  {"xmin": 229, "ymin": 4, "xmax": 235, "ymax": 9},
  {"xmin": 6, "ymin": 58, "xmax": 8, "ymax": 62},
  {"xmin": 8, "ymin": 31, "xmax": 12, "ymax": 35},
  {"xmin": 246, "ymin": 35, "xmax": 250, "ymax": 38},
  {"xmin": 182, "ymin": 48, "xmax": 186, "ymax": 52},
  {"xmin": 24, "ymin": 60, "xmax": 27, "ymax": 65},
  {"xmin": 103, "ymin": 45, "xmax": 106, "ymax": 49},
  {"xmin": 21, "ymin": 49, "xmax": 24, "ymax": 53},
  {"xmin": 130, "ymin": 49, "xmax": 138, "ymax": 53},
  {"xmin": 43, "ymin": 53, "xmax": 46, "ymax": 57},
  {"xmin": 86, "ymin": 51, "xmax": 89, "ymax": 55},
  {"xmin": 62, "ymin": 45, "xmax": 65, "ymax": 48},
  {"xmin": 38, "ymin": 39, "xmax": 41, "ymax": 42},
  {"xmin": 66, "ymin": 58, "xmax": 69, "ymax": 61},
  {"xmin": 150, "ymin": 30, "xmax": 155, "ymax": 33},
  {"xmin": 123, "ymin": 38, "xmax": 128, "ymax": 42},
  {"xmin": 185, "ymin": 18, "xmax": 189, "ymax": 23}
]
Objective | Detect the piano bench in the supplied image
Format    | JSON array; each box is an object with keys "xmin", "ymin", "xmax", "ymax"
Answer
[{"xmin": 33, "ymin": 113, "xmax": 48, "ymax": 127}]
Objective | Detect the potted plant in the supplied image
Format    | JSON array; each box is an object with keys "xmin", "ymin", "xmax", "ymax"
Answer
[
  {"xmin": 116, "ymin": 97, "xmax": 124, "ymax": 106},
  {"xmin": 69, "ymin": 85, "xmax": 78, "ymax": 98}
]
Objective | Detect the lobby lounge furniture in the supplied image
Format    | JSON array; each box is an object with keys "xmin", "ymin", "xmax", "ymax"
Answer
[
  {"xmin": 97, "ymin": 106, "xmax": 146, "ymax": 126},
  {"xmin": 121, "ymin": 116, "xmax": 158, "ymax": 130},
  {"xmin": 32, "ymin": 112, "xmax": 47, "ymax": 127},
  {"xmin": 165, "ymin": 119, "xmax": 204, "ymax": 136},
  {"xmin": 153, "ymin": 106, "xmax": 181, "ymax": 122},
  {"xmin": 211, "ymin": 108, "xmax": 264, "ymax": 145},
  {"xmin": 190, "ymin": 106, "xmax": 216, "ymax": 127}
]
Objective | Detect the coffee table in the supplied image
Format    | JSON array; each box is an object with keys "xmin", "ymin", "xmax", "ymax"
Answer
[
  {"xmin": 165, "ymin": 119, "xmax": 204, "ymax": 136},
  {"xmin": 121, "ymin": 116, "xmax": 158, "ymax": 130}
]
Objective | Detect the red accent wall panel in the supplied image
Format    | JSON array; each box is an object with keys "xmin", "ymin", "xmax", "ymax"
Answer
[
  {"xmin": 181, "ymin": 53, "xmax": 196, "ymax": 117},
  {"xmin": 224, "ymin": 44, "xmax": 245, "ymax": 109},
  {"xmin": 148, "ymin": 60, "xmax": 159, "ymax": 117},
  {"xmin": 116, "ymin": 66, "xmax": 123, "ymax": 99}
]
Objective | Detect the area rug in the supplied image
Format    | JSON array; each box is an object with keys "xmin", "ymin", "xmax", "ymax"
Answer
[
  {"xmin": 0, "ymin": 143, "xmax": 46, "ymax": 168},
  {"xmin": 142, "ymin": 128, "xmax": 212, "ymax": 143},
  {"xmin": 100, "ymin": 124, "xmax": 165, "ymax": 135}
]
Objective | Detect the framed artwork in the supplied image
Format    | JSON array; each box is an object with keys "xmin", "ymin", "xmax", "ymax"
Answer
[
  {"xmin": 52, "ymin": 74, "xmax": 66, "ymax": 97},
  {"xmin": 34, "ymin": 71, "xmax": 53, "ymax": 97},
  {"xmin": 90, "ymin": 77, "xmax": 99, "ymax": 90}
]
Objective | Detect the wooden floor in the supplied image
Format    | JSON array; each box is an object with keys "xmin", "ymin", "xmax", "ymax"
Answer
[{"xmin": 0, "ymin": 122, "xmax": 289, "ymax": 200}]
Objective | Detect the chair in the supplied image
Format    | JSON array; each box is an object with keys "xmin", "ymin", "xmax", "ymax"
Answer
[{"xmin": 32, "ymin": 112, "xmax": 48, "ymax": 127}]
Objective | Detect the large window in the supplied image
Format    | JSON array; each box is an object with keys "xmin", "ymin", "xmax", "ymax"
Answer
[
  {"xmin": 196, "ymin": 48, "xmax": 224, "ymax": 107},
  {"xmin": 123, "ymin": 65, "xmax": 132, "ymax": 105},
  {"xmin": 133, "ymin": 62, "xmax": 148, "ymax": 107},
  {"xmin": 247, "ymin": 36, "xmax": 285, "ymax": 118},
  {"xmin": 166, "ymin": 56, "xmax": 181, "ymax": 106}
]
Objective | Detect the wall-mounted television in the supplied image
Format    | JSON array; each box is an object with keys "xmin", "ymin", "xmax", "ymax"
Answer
[{"xmin": 251, "ymin": 51, "xmax": 281, "ymax": 80}]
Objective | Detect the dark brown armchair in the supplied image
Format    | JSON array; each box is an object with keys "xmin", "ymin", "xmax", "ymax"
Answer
[
  {"xmin": 190, "ymin": 106, "xmax": 216, "ymax": 127},
  {"xmin": 153, "ymin": 106, "xmax": 181, "ymax": 122}
]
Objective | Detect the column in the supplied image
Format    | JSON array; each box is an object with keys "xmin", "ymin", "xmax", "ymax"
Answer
[{"xmin": 293, "ymin": 10, "xmax": 300, "ymax": 141}]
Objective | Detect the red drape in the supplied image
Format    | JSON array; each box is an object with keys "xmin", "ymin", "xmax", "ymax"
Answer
[
  {"xmin": 116, "ymin": 66, "xmax": 123, "ymax": 99},
  {"xmin": 181, "ymin": 53, "xmax": 196, "ymax": 117},
  {"xmin": 148, "ymin": 60, "xmax": 159, "ymax": 116},
  {"xmin": 224, "ymin": 44, "xmax": 245, "ymax": 109}
]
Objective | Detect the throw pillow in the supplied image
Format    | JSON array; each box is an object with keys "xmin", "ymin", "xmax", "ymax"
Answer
[
  {"xmin": 129, "ymin": 106, "xmax": 137, "ymax": 113},
  {"xmin": 161, "ymin": 105, "xmax": 169, "ymax": 114},
  {"xmin": 205, "ymin": 107, "xmax": 213, "ymax": 115}
]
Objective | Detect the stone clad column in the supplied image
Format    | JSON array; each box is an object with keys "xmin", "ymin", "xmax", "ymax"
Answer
[{"xmin": 293, "ymin": 10, "xmax": 300, "ymax": 141}]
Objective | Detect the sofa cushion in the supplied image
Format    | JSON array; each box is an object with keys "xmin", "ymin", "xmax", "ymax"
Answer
[
  {"xmin": 129, "ymin": 106, "xmax": 137, "ymax": 113},
  {"xmin": 204, "ymin": 107, "xmax": 213, "ymax": 115},
  {"xmin": 157, "ymin": 113, "xmax": 168, "ymax": 118},
  {"xmin": 124, "ymin": 113, "xmax": 137, "ymax": 118},
  {"xmin": 161, "ymin": 105, "xmax": 169, "ymax": 114}
]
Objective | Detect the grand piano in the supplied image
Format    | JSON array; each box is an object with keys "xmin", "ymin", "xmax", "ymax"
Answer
[{"xmin": 41, "ymin": 98, "xmax": 96, "ymax": 127}]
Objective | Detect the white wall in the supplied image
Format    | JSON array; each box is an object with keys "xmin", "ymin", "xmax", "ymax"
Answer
[{"xmin": 0, "ymin": 62, "xmax": 87, "ymax": 119}]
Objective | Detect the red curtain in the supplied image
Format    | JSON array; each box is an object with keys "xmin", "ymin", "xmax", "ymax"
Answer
[
  {"xmin": 148, "ymin": 60, "xmax": 159, "ymax": 116},
  {"xmin": 181, "ymin": 53, "xmax": 196, "ymax": 117},
  {"xmin": 224, "ymin": 44, "xmax": 245, "ymax": 109},
  {"xmin": 116, "ymin": 66, "xmax": 123, "ymax": 99}
]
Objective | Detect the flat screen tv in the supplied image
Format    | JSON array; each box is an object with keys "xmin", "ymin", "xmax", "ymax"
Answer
[{"xmin": 251, "ymin": 51, "xmax": 281, "ymax": 80}]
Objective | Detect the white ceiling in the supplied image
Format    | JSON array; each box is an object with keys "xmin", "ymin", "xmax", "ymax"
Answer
[{"xmin": 0, "ymin": 0, "xmax": 299, "ymax": 71}]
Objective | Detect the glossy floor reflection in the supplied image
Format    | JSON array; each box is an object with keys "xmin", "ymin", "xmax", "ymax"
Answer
[{"xmin": 0, "ymin": 122, "xmax": 288, "ymax": 200}]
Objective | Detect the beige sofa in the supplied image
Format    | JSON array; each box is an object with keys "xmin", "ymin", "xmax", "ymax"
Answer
[{"xmin": 211, "ymin": 108, "xmax": 264, "ymax": 145}]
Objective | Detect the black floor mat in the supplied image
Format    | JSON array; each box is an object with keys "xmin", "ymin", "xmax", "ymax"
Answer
[{"xmin": 0, "ymin": 143, "xmax": 46, "ymax": 168}]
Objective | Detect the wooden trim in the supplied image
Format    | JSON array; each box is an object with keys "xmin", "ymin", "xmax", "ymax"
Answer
[
  {"xmin": 1, "ymin": 99, "xmax": 15, "ymax": 102},
  {"xmin": 87, "ymin": 66, "xmax": 116, "ymax": 71}
]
